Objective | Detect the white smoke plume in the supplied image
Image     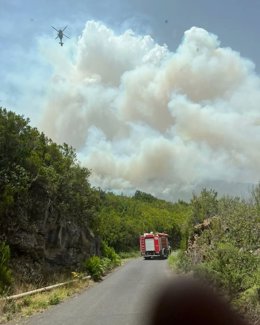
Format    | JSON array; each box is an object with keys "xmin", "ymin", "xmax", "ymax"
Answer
[{"xmin": 39, "ymin": 21, "xmax": 260, "ymax": 200}]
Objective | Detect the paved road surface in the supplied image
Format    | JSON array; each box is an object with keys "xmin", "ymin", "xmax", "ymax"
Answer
[{"xmin": 19, "ymin": 258, "xmax": 173, "ymax": 325}]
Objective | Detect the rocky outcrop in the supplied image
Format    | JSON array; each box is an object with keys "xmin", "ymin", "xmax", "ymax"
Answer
[
  {"xmin": 6, "ymin": 219, "xmax": 99, "ymax": 284},
  {"xmin": 187, "ymin": 217, "xmax": 218, "ymax": 265}
]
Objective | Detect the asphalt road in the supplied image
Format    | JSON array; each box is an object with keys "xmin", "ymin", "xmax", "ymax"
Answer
[{"xmin": 19, "ymin": 258, "xmax": 173, "ymax": 325}]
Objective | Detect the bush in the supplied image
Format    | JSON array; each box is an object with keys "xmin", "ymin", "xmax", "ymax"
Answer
[
  {"xmin": 173, "ymin": 250, "xmax": 192, "ymax": 272},
  {"xmin": 3, "ymin": 299, "xmax": 21, "ymax": 316},
  {"xmin": 21, "ymin": 297, "xmax": 32, "ymax": 307},
  {"xmin": 100, "ymin": 257, "xmax": 113, "ymax": 272},
  {"xmin": 235, "ymin": 285, "xmax": 260, "ymax": 324},
  {"xmin": 193, "ymin": 242, "xmax": 259, "ymax": 297},
  {"xmin": 101, "ymin": 242, "xmax": 121, "ymax": 267},
  {"xmin": 168, "ymin": 252, "xmax": 178, "ymax": 271},
  {"xmin": 175, "ymin": 190, "xmax": 260, "ymax": 323},
  {"xmin": 0, "ymin": 242, "xmax": 13, "ymax": 294},
  {"xmin": 84, "ymin": 244, "xmax": 122, "ymax": 281},
  {"xmin": 48, "ymin": 293, "xmax": 61, "ymax": 305},
  {"xmin": 84, "ymin": 256, "xmax": 104, "ymax": 281}
]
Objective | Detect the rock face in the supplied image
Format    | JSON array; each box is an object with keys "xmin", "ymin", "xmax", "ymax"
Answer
[
  {"xmin": 6, "ymin": 219, "xmax": 100, "ymax": 284},
  {"xmin": 187, "ymin": 217, "xmax": 218, "ymax": 265},
  {"xmin": 44, "ymin": 222, "xmax": 97, "ymax": 266}
]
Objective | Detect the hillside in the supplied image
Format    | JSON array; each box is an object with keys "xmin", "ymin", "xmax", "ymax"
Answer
[
  {"xmin": 173, "ymin": 189, "xmax": 260, "ymax": 324},
  {"xmin": 0, "ymin": 108, "xmax": 100, "ymax": 285}
]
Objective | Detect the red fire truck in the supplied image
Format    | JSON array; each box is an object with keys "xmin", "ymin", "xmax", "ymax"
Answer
[{"xmin": 139, "ymin": 232, "xmax": 171, "ymax": 259}]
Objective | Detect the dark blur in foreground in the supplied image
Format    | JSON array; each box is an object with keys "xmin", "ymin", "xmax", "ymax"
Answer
[{"xmin": 148, "ymin": 277, "xmax": 248, "ymax": 325}]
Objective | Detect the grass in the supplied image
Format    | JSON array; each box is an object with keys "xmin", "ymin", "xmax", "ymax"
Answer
[
  {"xmin": 0, "ymin": 278, "xmax": 92, "ymax": 324},
  {"xmin": 168, "ymin": 250, "xmax": 182, "ymax": 272},
  {"xmin": 118, "ymin": 251, "xmax": 140, "ymax": 259}
]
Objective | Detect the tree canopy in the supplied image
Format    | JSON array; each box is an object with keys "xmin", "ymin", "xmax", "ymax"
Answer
[{"xmin": 0, "ymin": 108, "xmax": 99, "ymax": 243}]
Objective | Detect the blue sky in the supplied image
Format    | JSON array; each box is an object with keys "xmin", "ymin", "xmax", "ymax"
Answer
[
  {"xmin": 2, "ymin": 0, "xmax": 260, "ymax": 62},
  {"xmin": 1, "ymin": 0, "xmax": 260, "ymax": 200},
  {"xmin": 2, "ymin": 0, "xmax": 260, "ymax": 117},
  {"xmin": 1, "ymin": 0, "xmax": 260, "ymax": 120}
]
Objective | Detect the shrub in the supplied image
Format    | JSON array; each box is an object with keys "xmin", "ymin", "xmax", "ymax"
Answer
[
  {"xmin": 235, "ymin": 285, "xmax": 260, "ymax": 324},
  {"xmin": 21, "ymin": 297, "xmax": 32, "ymax": 307},
  {"xmin": 48, "ymin": 293, "xmax": 61, "ymax": 305},
  {"xmin": 101, "ymin": 242, "xmax": 121, "ymax": 267},
  {"xmin": 84, "ymin": 256, "xmax": 104, "ymax": 281},
  {"xmin": 194, "ymin": 242, "xmax": 259, "ymax": 297},
  {"xmin": 168, "ymin": 252, "xmax": 178, "ymax": 271},
  {"xmin": 176, "ymin": 189, "xmax": 260, "ymax": 323},
  {"xmin": 3, "ymin": 299, "xmax": 21, "ymax": 316},
  {"xmin": 0, "ymin": 242, "xmax": 13, "ymax": 294},
  {"xmin": 101, "ymin": 257, "xmax": 113, "ymax": 272},
  {"xmin": 174, "ymin": 250, "xmax": 193, "ymax": 273}
]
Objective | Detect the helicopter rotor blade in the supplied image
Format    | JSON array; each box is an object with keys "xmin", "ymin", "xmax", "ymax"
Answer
[
  {"xmin": 62, "ymin": 25, "xmax": 68, "ymax": 31},
  {"xmin": 51, "ymin": 26, "xmax": 59, "ymax": 32},
  {"xmin": 64, "ymin": 34, "xmax": 70, "ymax": 39}
]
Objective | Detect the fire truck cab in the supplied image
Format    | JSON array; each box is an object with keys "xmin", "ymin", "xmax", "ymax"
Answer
[{"xmin": 139, "ymin": 232, "xmax": 171, "ymax": 259}]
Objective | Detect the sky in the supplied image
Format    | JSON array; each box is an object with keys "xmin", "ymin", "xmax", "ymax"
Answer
[{"xmin": 1, "ymin": 0, "xmax": 260, "ymax": 201}]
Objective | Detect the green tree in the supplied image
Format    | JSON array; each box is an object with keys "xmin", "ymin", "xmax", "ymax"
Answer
[
  {"xmin": 0, "ymin": 108, "xmax": 99, "ymax": 272},
  {"xmin": 191, "ymin": 188, "xmax": 218, "ymax": 224}
]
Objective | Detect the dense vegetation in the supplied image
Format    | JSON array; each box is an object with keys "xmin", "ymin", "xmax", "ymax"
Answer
[
  {"xmin": 83, "ymin": 242, "xmax": 121, "ymax": 281},
  {"xmin": 0, "ymin": 108, "xmax": 99, "ymax": 233},
  {"xmin": 0, "ymin": 108, "xmax": 259, "ymax": 322},
  {"xmin": 0, "ymin": 108, "xmax": 100, "ymax": 287},
  {"xmin": 0, "ymin": 242, "xmax": 12, "ymax": 294},
  {"xmin": 95, "ymin": 190, "xmax": 191, "ymax": 252},
  {"xmin": 174, "ymin": 188, "xmax": 260, "ymax": 324}
]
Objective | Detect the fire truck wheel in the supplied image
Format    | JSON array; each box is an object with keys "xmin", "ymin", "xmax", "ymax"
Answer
[
  {"xmin": 160, "ymin": 249, "xmax": 165, "ymax": 259},
  {"xmin": 162, "ymin": 248, "xmax": 168, "ymax": 259}
]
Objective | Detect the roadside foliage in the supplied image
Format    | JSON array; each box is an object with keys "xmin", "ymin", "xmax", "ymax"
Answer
[
  {"xmin": 0, "ymin": 242, "xmax": 12, "ymax": 294},
  {"xmin": 176, "ymin": 188, "xmax": 260, "ymax": 324},
  {"xmin": 95, "ymin": 190, "xmax": 191, "ymax": 252},
  {"xmin": 0, "ymin": 108, "xmax": 100, "ymax": 285}
]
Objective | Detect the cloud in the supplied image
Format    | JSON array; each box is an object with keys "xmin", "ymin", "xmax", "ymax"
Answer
[{"xmin": 38, "ymin": 21, "xmax": 260, "ymax": 200}]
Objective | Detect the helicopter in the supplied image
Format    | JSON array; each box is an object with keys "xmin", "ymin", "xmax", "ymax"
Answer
[{"xmin": 51, "ymin": 26, "xmax": 70, "ymax": 46}]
